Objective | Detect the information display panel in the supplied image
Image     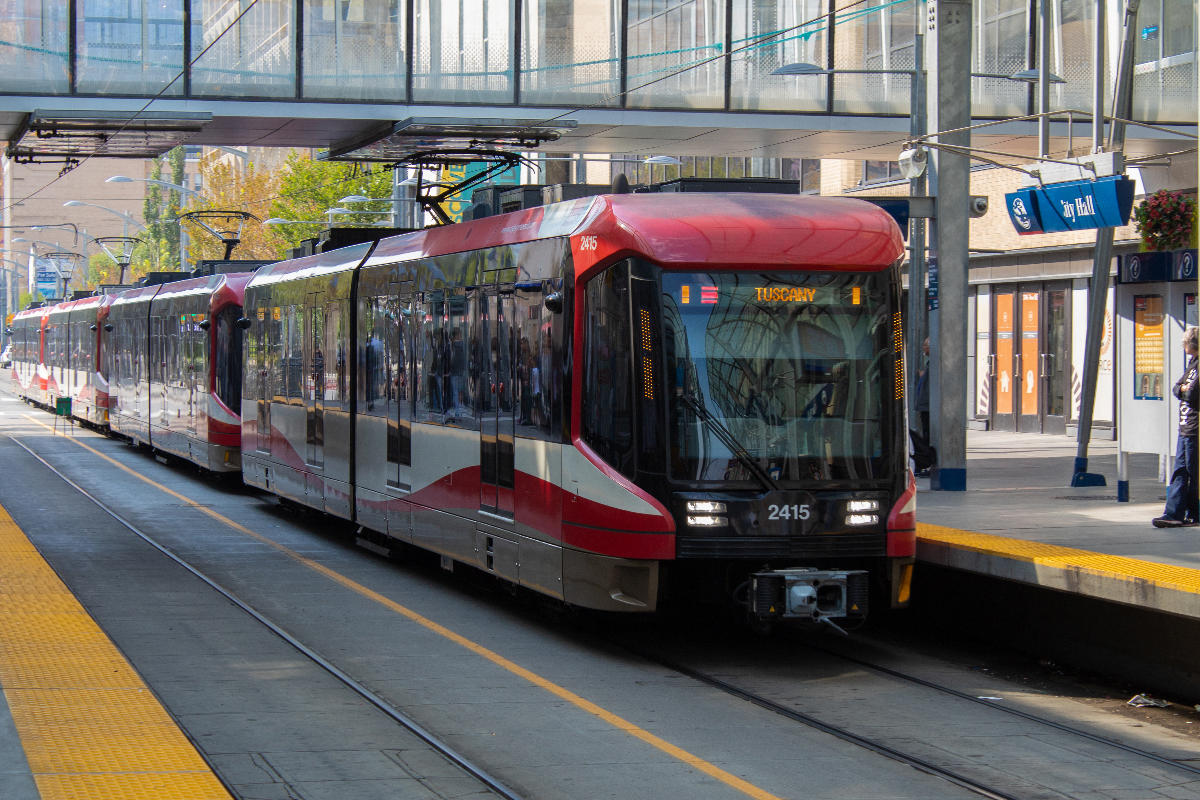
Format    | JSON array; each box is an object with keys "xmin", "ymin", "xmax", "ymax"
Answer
[{"xmin": 1134, "ymin": 294, "xmax": 1164, "ymax": 400}]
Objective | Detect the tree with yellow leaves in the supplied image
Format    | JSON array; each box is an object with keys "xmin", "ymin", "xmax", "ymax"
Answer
[
  {"xmin": 181, "ymin": 149, "xmax": 395, "ymax": 265},
  {"xmin": 181, "ymin": 151, "xmax": 290, "ymax": 263}
]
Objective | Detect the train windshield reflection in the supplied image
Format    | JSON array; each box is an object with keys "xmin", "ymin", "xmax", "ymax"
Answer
[{"xmin": 661, "ymin": 270, "xmax": 893, "ymax": 484}]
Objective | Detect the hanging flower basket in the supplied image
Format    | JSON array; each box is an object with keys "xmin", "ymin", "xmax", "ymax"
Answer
[{"xmin": 1132, "ymin": 189, "xmax": 1197, "ymax": 252}]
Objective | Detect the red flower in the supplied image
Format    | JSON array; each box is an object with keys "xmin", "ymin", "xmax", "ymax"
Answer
[{"xmin": 1134, "ymin": 190, "xmax": 1196, "ymax": 252}]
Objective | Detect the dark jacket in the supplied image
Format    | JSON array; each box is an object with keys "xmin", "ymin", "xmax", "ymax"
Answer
[
  {"xmin": 915, "ymin": 357, "xmax": 930, "ymax": 413},
  {"xmin": 1174, "ymin": 355, "xmax": 1199, "ymax": 436}
]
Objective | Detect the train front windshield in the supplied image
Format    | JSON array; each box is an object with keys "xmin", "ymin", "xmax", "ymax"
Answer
[{"xmin": 661, "ymin": 270, "xmax": 894, "ymax": 485}]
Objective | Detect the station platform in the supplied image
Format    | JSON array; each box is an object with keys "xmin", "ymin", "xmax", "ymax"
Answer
[
  {"xmin": 0, "ymin": 500, "xmax": 232, "ymax": 800},
  {"xmin": 916, "ymin": 429, "xmax": 1200, "ymax": 621}
]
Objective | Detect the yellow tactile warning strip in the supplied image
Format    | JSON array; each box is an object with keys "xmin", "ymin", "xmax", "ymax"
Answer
[
  {"xmin": 918, "ymin": 522, "xmax": 1200, "ymax": 595},
  {"xmin": 0, "ymin": 503, "xmax": 232, "ymax": 800}
]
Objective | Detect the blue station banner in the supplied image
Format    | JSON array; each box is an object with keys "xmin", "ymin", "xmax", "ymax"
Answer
[
  {"xmin": 1004, "ymin": 175, "xmax": 1135, "ymax": 234},
  {"xmin": 1118, "ymin": 249, "xmax": 1200, "ymax": 284}
]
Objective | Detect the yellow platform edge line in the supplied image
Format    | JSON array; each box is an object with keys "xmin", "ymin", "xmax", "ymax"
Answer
[
  {"xmin": 0, "ymin": 501, "xmax": 233, "ymax": 800},
  {"xmin": 917, "ymin": 522, "xmax": 1200, "ymax": 595}
]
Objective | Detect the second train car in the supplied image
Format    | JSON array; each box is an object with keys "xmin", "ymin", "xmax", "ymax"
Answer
[{"xmin": 106, "ymin": 271, "xmax": 250, "ymax": 471}]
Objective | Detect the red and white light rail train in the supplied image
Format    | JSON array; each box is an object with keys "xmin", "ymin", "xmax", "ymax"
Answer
[{"xmin": 9, "ymin": 192, "xmax": 915, "ymax": 623}]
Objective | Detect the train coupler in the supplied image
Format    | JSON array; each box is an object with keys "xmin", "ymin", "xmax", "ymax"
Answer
[{"xmin": 750, "ymin": 568, "xmax": 869, "ymax": 624}]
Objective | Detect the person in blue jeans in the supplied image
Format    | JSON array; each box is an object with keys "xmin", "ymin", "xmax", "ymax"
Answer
[{"xmin": 1154, "ymin": 326, "xmax": 1199, "ymax": 528}]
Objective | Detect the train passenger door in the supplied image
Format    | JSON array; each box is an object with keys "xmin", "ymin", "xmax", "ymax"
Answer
[
  {"xmin": 151, "ymin": 315, "xmax": 166, "ymax": 423},
  {"xmin": 186, "ymin": 314, "xmax": 201, "ymax": 434},
  {"xmin": 256, "ymin": 307, "xmax": 272, "ymax": 453},
  {"xmin": 305, "ymin": 294, "xmax": 324, "ymax": 467},
  {"xmin": 388, "ymin": 284, "xmax": 413, "ymax": 490},
  {"xmin": 479, "ymin": 284, "xmax": 515, "ymax": 517}
]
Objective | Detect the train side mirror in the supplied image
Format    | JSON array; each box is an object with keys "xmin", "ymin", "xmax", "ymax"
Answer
[
  {"xmin": 544, "ymin": 292, "xmax": 563, "ymax": 313},
  {"xmin": 103, "ymin": 324, "xmax": 114, "ymax": 332},
  {"xmin": 198, "ymin": 320, "xmax": 211, "ymax": 330},
  {"xmin": 236, "ymin": 317, "xmax": 252, "ymax": 330}
]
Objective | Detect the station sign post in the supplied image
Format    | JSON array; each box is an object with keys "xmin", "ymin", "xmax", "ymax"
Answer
[{"xmin": 1005, "ymin": 175, "xmax": 1136, "ymax": 234}]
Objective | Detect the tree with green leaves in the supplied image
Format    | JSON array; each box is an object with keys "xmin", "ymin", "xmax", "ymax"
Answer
[
  {"xmin": 269, "ymin": 152, "xmax": 395, "ymax": 251},
  {"xmin": 127, "ymin": 146, "xmax": 187, "ymax": 276}
]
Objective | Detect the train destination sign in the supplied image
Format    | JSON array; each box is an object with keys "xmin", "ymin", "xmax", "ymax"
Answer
[
  {"xmin": 754, "ymin": 286, "xmax": 819, "ymax": 303},
  {"xmin": 1004, "ymin": 175, "xmax": 1135, "ymax": 234},
  {"xmin": 678, "ymin": 282, "xmax": 871, "ymax": 307}
]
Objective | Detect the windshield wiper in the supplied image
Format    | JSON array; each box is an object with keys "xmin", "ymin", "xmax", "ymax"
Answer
[{"xmin": 679, "ymin": 391, "xmax": 779, "ymax": 492}]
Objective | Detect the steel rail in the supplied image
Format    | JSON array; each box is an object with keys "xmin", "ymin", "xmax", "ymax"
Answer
[
  {"xmin": 803, "ymin": 640, "xmax": 1200, "ymax": 777},
  {"xmin": 628, "ymin": 649, "xmax": 1022, "ymax": 800}
]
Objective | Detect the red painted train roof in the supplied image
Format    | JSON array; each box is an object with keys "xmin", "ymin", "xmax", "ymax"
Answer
[
  {"xmin": 253, "ymin": 193, "xmax": 904, "ymax": 286},
  {"xmin": 45, "ymin": 294, "xmax": 110, "ymax": 317},
  {"xmin": 109, "ymin": 272, "xmax": 251, "ymax": 311},
  {"xmin": 369, "ymin": 193, "xmax": 905, "ymax": 269},
  {"xmin": 574, "ymin": 193, "xmax": 905, "ymax": 270}
]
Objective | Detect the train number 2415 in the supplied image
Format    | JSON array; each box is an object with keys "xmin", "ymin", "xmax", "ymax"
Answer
[{"xmin": 767, "ymin": 504, "xmax": 811, "ymax": 521}]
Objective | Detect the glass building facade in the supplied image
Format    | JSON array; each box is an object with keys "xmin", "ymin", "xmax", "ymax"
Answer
[{"xmin": 0, "ymin": 0, "xmax": 1194, "ymax": 124}]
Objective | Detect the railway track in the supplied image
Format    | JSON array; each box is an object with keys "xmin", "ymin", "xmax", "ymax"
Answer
[
  {"xmin": 609, "ymin": 628, "xmax": 1200, "ymax": 800},
  {"xmin": 803, "ymin": 638, "xmax": 1200, "ymax": 776},
  {"xmin": 610, "ymin": 638, "xmax": 1024, "ymax": 800},
  {"xmin": 9, "ymin": 410, "xmax": 1197, "ymax": 800}
]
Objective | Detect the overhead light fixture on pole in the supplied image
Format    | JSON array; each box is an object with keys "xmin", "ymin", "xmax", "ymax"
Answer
[
  {"xmin": 61, "ymin": 199, "xmax": 146, "ymax": 231},
  {"xmin": 774, "ymin": 58, "xmax": 929, "ymax": 432}
]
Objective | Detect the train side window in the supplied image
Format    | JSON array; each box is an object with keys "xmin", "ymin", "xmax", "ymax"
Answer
[
  {"xmin": 381, "ymin": 293, "xmax": 406, "ymax": 476},
  {"xmin": 393, "ymin": 294, "xmax": 412, "ymax": 465},
  {"xmin": 360, "ymin": 295, "xmax": 386, "ymax": 414},
  {"xmin": 445, "ymin": 290, "xmax": 474, "ymax": 428},
  {"xmin": 280, "ymin": 305, "xmax": 296, "ymax": 400},
  {"xmin": 375, "ymin": 295, "xmax": 392, "ymax": 412},
  {"xmin": 325, "ymin": 301, "xmax": 345, "ymax": 409},
  {"xmin": 582, "ymin": 261, "xmax": 635, "ymax": 478},
  {"xmin": 169, "ymin": 316, "xmax": 179, "ymax": 389},
  {"xmin": 513, "ymin": 292, "xmax": 555, "ymax": 441},
  {"xmin": 215, "ymin": 306, "xmax": 243, "ymax": 412},
  {"xmin": 415, "ymin": 292, "xmax": 444, "ymax": 423}
]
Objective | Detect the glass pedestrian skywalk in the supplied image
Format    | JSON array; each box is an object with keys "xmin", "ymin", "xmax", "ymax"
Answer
[{"xmin": 0, "ymin": 0, "xmax": 1194, "ymax": 126}]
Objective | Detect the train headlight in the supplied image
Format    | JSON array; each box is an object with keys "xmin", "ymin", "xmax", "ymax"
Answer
[
  {"xmin": 845, "ymin": 513, "xmax": 880, "ymax": 526},
  {"xmin": 846, "ymin": 500, "xmax": 879, "ymax": 512},
  {"xmin": 686, "ymin": 500, "xmax": 727, "ymax": 513},
  {"xmin": 687, "ymin": 514, "xmax": 727, "ymax": 527}
]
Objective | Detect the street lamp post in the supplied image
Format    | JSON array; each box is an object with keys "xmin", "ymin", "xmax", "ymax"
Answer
[
  {"xmin": 106, "ymin": 175, "xmax": 198, "ymax": 271},
  {"xmin": 0, "ymin": 256, "xmax": 25, "ymax": 321},
  {"xmin": 62, "ymin": 200, "xmax": 147, "ymax": 234},
  {"xmin": 15, "ymin": 241, "xmax": 83, "ymax": 300},
  {"xmin": 772, "ymin": 61, "xmax": 929, "ymax": 427},
  {"xmin": 339, "ymin": 183, "xmax": 423, "ymax": 229},
  {"xmin": 106, "ymin": 175, "xmax": 201, "ymax": 197}
]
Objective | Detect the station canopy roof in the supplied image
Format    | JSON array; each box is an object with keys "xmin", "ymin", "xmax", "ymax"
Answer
[
  {"xmin": 5, "ymin": 110, "xmax": 211, "ymax": 163},
  {"xmin": 323, "ymin": 117, "xmax": 577, "ymax": 162}
]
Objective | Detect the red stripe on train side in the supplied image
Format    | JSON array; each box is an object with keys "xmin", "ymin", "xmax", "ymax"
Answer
[
  {"xmin": 561, "ymin": 524, "xmax": 675, "ymax": 560},
  {"xmin": 562, "ymin": 440, "xmax": 674, "ymax": 532}
]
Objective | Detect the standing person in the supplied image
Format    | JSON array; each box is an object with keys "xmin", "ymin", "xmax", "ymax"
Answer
[
  {"xmin": 1153, "ymin": 326, "xmax": 1199, "ymax": 528},
  {"xmin": 915, "ymin": 337, "xmax": 931, "ymax": 442}
]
